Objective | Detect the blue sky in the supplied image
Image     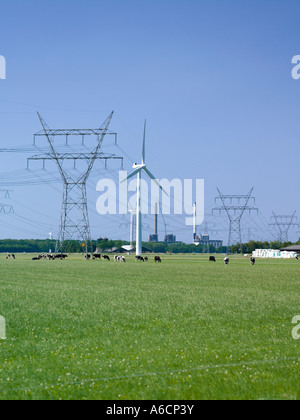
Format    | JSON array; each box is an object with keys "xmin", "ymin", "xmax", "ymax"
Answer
[{"xmin": 0, "ymin": 0, "xmax": 300, "ymax": 244}]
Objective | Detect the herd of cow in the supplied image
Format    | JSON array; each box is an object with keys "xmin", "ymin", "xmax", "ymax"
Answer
[
  {"xmin": 210, "ymin": 256, "xmax": 256, "ymax": 265},
  {"xmin": 5, "ymin": 253, "xmax": 257, "ymax": 264},
  {"xmin": 32, "ymin": 253, "xmax": 68, "ymax": 261},
  {"xmin": 3, "ymin": 253, "xmax": 263, "ymax": 266},
  {"xmin": 29, "ymin": 254, "xmax": 258, "ymax": 265},
  {"xmin": 29, "ymin": 253, "xmax": 163, "ymax": 263},
  {"xmin": 31, "ymin": 253, "xmax": 109, "ymax": 261}
]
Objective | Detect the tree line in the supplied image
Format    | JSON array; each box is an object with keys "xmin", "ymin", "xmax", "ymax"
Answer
[{"xmin": 0, "ymin": 238, "xmax": 298, "ymax": 254}]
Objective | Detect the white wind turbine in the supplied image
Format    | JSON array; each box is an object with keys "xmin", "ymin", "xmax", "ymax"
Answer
[{"xmin": 123, "ymin": 121, "xmax": 168, "ymax": 256}]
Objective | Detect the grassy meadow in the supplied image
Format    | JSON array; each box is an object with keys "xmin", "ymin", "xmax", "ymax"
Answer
[{"xmin": 0, "ymin": 253, "xmax": 299, "ymax": 400}]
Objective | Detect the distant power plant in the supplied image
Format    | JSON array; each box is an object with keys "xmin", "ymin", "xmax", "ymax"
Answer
[
  {"xmin": 148, "ymin": 201, "xmax": 222, "ymax": 247},
  {"xmin": 149, "ymin": 202, "xmax": 159, "ymax": 243},
  {"xmin": 164, "ymin": 234, "xmax": 177, "ymax": 244},
  {"xmin": 149, "ymin": 234, "xmax": 159, "ymax": 243},
  {"xmin": 148, "ymin": 202, "xmax": 177, "ymax": 244},
  {"xmin": 193, "ymin": 202, "xmax": 223, "ymax": 250},
  {"xmin": 193, "ymin": 233, "xmax": 223, "ymax": 250}
]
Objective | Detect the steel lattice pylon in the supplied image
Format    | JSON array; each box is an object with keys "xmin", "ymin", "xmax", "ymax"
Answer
[
  {"xmin": 28, "ymin": 111, "xmax": 123, "ymax": 256},
  {"xmin": 269, "ymin": 211, "xmax": 298, "ymax": 243},
  {"xmin": 213, "ymin": 187, "xmax": 258, "ymax": 253},
  {"xmin": 0, "ymin": 189, "xmax": 14, "ymax": 214},
  {"xmin": 57, "ymin": 182, "xmax": 92, "ymax": 254}
]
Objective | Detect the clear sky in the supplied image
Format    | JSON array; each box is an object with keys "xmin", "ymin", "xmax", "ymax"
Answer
[{"xmin": 0, "ymin": 0, "xmax": 300, "ymax": 244}]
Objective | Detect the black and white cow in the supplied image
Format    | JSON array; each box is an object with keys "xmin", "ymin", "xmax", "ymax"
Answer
[{"xmin": 224, "ymin": 257, "xmax": 230, "ymax": 266}]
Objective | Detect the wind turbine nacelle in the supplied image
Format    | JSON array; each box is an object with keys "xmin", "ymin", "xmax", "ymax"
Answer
[{"xmin": 132, "ymin": 163, "xmax": 146, "ymax": 170}]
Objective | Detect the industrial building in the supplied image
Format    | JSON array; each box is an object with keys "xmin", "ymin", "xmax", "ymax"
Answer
[
  {"xmin": 164, "ymin": 234, "xmax": 177, "ymax": 244},
  {"xmin": 193, "ymin": 233, "xmax": 223, "ymax": 249},
  {"xmin": 192, "ymin": 202, "xmax": 223, "ymax": 249},
  {"xmin": 149, "ymin": 234, "xmax": 158, "ymax": 243}
]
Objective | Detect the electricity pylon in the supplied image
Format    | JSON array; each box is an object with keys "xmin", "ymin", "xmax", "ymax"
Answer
[
  {"xmin": 0, "ymin": 189, "xmax": 14, "ymax": 214},
  {"xmin": 28, "ymin": 111, "xmax": 123, "ymax": 256},
  {"xmin": 269, "ymin": 211, "xmax": 298, "ymax": 243},
  {"xmin": 213, "ymin": 187, "xmax": 258, "ymax": 253}
]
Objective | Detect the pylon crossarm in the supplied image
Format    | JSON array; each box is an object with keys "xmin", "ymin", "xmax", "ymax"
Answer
[
  {"xmin": 37, "ymin": 113, "xmax": 68, "ymax": 184},
  {"xmin": 80, "ymin": 111, "xmax": 114, "ymax": 184}
]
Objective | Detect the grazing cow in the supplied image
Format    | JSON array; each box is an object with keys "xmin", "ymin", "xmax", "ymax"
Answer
[
  {"xmin": 154, "ymin": 256, "xmax": 162, "ymax": 263},
  {"xmin": 93, "ymin": 253, "xmax": 101, "ymax": 259},
  {"xmin": 55, "ymin": 254, "xmax": 68, "ymax": 260},
  {"xmin": 251, "ymin": 257, "xmax": 256, "ymax": 266},
  {"xmin": 33, "ymin": 254, "xmax": 49, "ymax": 261},
  {"xmin": 6, "ymin": 253, "xmax": 16, "ymax": 260},
  {"xmin": 120, "ymin": 256, "xmax": 126, "ymax": 263},
  {"xmin": 135, "ymin": 256, "xmax": 144, "ymax": 262},
  {"xmin": 224, "ymin": 257, "xmax": 230, "ymax": 266},
  {"xmin": 102, "ymin": 255, "xmax": 110, "ymax": 261},
  {"xmin": 114, "ymin": 255, "xmax": 119, "ymax": 262},
  {"xmin": 209, "ymin": 256, "xmax": 216, "ymax": 262},
  {"xmin": 144, "ymin": 256, "xmax": 148, "ymax": 262}
]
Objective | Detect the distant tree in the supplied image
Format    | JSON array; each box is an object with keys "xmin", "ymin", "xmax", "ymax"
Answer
[
  {"xmin": 281, "ymin": 241, "xmax": 292, "ymax": 248},
  {"xmin": 270, "ymin": 241, "xmax": 283, "ymax": 250}
]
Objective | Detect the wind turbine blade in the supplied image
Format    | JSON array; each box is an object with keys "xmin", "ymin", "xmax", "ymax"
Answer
[
  {"xmin": 120, "ymin": 168, "xmax": 141, "ymax": 183},
  {"xmin": 144, "ymin": 168, "xmax": 169, "ymax": 197},
  {"xmin": 142, "ymin": 120, "xmax": 146, "ymax": 164}
]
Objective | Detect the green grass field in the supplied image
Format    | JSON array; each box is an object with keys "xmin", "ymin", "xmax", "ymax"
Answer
[{"xmin": 0, "ymin": 254, "xmax": 299, "ymax": 400}]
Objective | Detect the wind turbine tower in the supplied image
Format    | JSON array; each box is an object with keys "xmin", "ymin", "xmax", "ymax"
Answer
[{"xmin": 123, "ymin": 121, "xmax": 168, "ymax": 256}]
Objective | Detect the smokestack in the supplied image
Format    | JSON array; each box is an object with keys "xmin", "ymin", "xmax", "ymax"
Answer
[
  {"xmin": 149, "ymin": 203, "xmax": 159, "ymax": 242},
  {"xmin": 193, "ymin": 202, "xmax": 197, "ymax": 241},
  {"xmin": 154, "ymin": 202, "xmax": 158, "ymax": 236}
]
